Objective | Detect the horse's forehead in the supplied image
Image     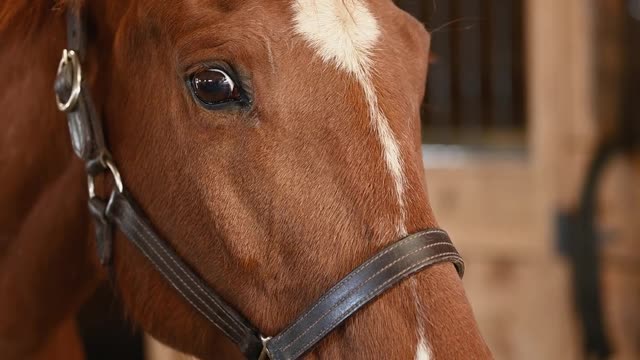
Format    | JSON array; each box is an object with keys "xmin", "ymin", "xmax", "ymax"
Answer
[
  {"xmin": 158, "ymin": 0, "xmax": 388, "ymax": 37},
  {"xmin": 145, "ymin": 0, "xmax": 403, "ymax": 57},
  {"xmin": 291, "ymin": 0, "xmax": 381, "ymax": 75}
]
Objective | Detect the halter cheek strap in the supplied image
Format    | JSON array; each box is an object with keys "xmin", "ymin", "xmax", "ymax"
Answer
[
  {"xmin": 54, "ymin": 8, "xmax": 464, "ymax": 360},
  {"xmin": 105, "ymin": 190, "xmax": 265, "ymax": 357}
]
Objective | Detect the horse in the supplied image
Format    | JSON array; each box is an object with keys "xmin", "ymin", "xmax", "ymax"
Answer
[{"xmin": 0, "ymin": 0, "xmax": 492, "ymax": 359}]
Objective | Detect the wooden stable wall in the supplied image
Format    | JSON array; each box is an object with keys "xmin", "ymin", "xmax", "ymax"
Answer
[
  {"xmin": 428, "ymin": 0, "xmax": 640, "ymax": 359},
  {"xmin": 147, "ymin": 0, "xmax": 640, "ymax": 359}
]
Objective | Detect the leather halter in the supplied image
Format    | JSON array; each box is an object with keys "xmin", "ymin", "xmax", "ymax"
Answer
[{"xmin": 54, "ymin": 9, "xmax": 464, "ymax": 360}]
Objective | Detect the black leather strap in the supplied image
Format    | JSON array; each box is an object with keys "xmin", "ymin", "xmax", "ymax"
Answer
[
  {"xmin": 265, "ymin": 229, "xmax": 463, "ymax": 360},
  {"xmin": 55, "ymin": 7, "xmax": 112, "ymax": 267},
  {"xmin": 102, "ymin": 188, "xmax": 463, "ymax": 360},
  {"xmin": 104, "ymin": 190, "xmax": 265, "ymax": 358},
  {"xmin": 66, "ymin": 6, "xmax": 86, "ymax": 59},
  {"xmin": 88, "ymin": 197, "xmax": 113, "ymax": 265},
  {"xmin": 55, "ymin": 9, "xmax": 105, "ymax": 161}
]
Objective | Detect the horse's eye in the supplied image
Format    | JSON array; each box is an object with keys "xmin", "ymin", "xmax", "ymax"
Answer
[{"xmin": 190, "ymin": 68, "xmax": 241, "ymax": 106}]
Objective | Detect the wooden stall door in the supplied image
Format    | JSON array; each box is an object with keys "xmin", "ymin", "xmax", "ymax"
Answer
[{"xmin": 426, "ymin": 1, "xmax": 640, "ymax": 359}]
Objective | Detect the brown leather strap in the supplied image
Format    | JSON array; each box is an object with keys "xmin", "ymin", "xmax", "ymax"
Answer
[
  {"xmin": 104, "ymin": 190, "xmax": 265, "ymax": 358},
  {"xmin": 264, "ymin": 229, "xmax": 463, "ymax": 360}
]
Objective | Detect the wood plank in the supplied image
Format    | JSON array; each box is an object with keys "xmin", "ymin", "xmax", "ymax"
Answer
[
  {"xmin": 456, "ymin": 0, "xmax": 484, "ymax": 129},
  {"xmin": 598, "ymin": 156, "xmax": 640, "ymax": 261},
  {"xmin": 601, "ymin": 262, "xmax": 640, "ymax": 360},
  {"xmin": 463, "ymin": 257, "xmax": 579, "ymax": 360},
  {"xmin": 146, "ymin": 337, "xmax": 190, "ymax": 360},
  {"xmin": 425, "ymin": 158, "xmax": 551, "ymax": 259},
  {"xmin": 488, "ymin": 0, "xmax": 515, "ymax": 129},
  {"xmin": 424, "ymin": 0, "xmax": 453, "ymax": 135}
]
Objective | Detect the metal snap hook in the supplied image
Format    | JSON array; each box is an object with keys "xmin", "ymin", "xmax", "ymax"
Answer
[
  {"xmin": 87, "ymin": 155, "xmax": 124, "ymax": 199},
  {"xmin": 55, "ymin": 49, "xmax": 82, "ymax": 112},
  {"xmin": 104, "ymin": 158, "xmax": 124, "ymax": 193},
  {"xmin": 258, "ymin": 336, "xmax": 272, "ymax": 360}
]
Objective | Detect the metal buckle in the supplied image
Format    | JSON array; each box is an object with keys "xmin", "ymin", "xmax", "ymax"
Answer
[
  {"xmin": 87, "ymin": 155, "xmax": 124, "ymax": 199},
  {"xmin": 258, "ymin": 336, "xmax": 272, "ymax": 360},
  {"xmin": 55, "ymin": 49, "xmax": 82, "ymax": 112}
]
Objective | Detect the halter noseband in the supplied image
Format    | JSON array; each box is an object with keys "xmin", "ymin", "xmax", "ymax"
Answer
[{"xmin": 54, "ymin": 9, "xmax": 464, "ymax": 360}]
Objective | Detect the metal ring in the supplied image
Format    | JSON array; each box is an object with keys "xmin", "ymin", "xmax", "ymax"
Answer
[
  {"xmin": 55, "ymin": 49, "xmax": 82, "ymax": 112},
  {"xmin": 87, "ymin": 173, "xmax": 97, "ymax": 199},
  {"xmin": 86, "ymin": 158, "xmax": 124, "ymax": 199},
  {"xmin": 258, "ymin": 336, "xmax": 272, "ymax": 360},
  {"xmin": 105, "ymin": 159, "xmax": 124, "ymax": 193}
]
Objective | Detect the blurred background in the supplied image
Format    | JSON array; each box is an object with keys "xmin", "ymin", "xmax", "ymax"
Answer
[
  {"xmin": 411, "ymin": 0, "xmax": 640, "ymax": 359},
  {"xmin": 82, "ymin": 0, "xmax": 640, "ymax": 359}
]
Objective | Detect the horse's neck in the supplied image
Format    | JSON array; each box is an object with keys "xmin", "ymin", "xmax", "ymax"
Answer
[
  {"xmin": 0, "ymin": 15, "xmax": 74, "ymax": 239},
  {"xmin": 0, "ymin": 15, "xmax": 101, "ymax": 359}
]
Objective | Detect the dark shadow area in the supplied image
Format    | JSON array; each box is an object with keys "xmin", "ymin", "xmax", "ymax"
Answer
[{"xmin": 77, "ymin": 282, "xmax": 145, "ymax": 360}]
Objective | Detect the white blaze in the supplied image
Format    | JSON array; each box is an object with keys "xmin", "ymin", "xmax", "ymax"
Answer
[
  {"xmin": 416, "ymin": 336, "xmax": 434, "ymax": 360},
  {"xmin": 411, "ymin": 276, "xmax": 434, "ymax": 360},
  {"xmin": 292, "ymin": 2, "xmax": 428, "ymax": 358},
  {"xmin": 292, "ymin": 0, "xmax": 407, "ymax": 235}
]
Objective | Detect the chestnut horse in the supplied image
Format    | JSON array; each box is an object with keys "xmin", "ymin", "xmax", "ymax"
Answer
[{"xmin": 0, "ymin": 0, "xmax": 492, "ymax": 359}]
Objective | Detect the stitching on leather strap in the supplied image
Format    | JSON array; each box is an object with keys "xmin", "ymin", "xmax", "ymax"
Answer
[
  {"xmin": 129, "ymin": 205, "xmax": 247, "ymax": 332},
  {"xmin": 276, "ymin": 229, "xmax": 448, "ymax": 337},
  {"xmin": 289, "ymin": 253, "xmax": 462, "ymax": 359},
  {"xmin": 115, "ymin": 198, "xmax": 243, "ymax": 341},
  {"xmin": 280, "ymin": 241, "xmax": 456, "ymax": 352},
  {"xmin": 121, "ymin": 218, "xmax": 240, "ymax": 341}
]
